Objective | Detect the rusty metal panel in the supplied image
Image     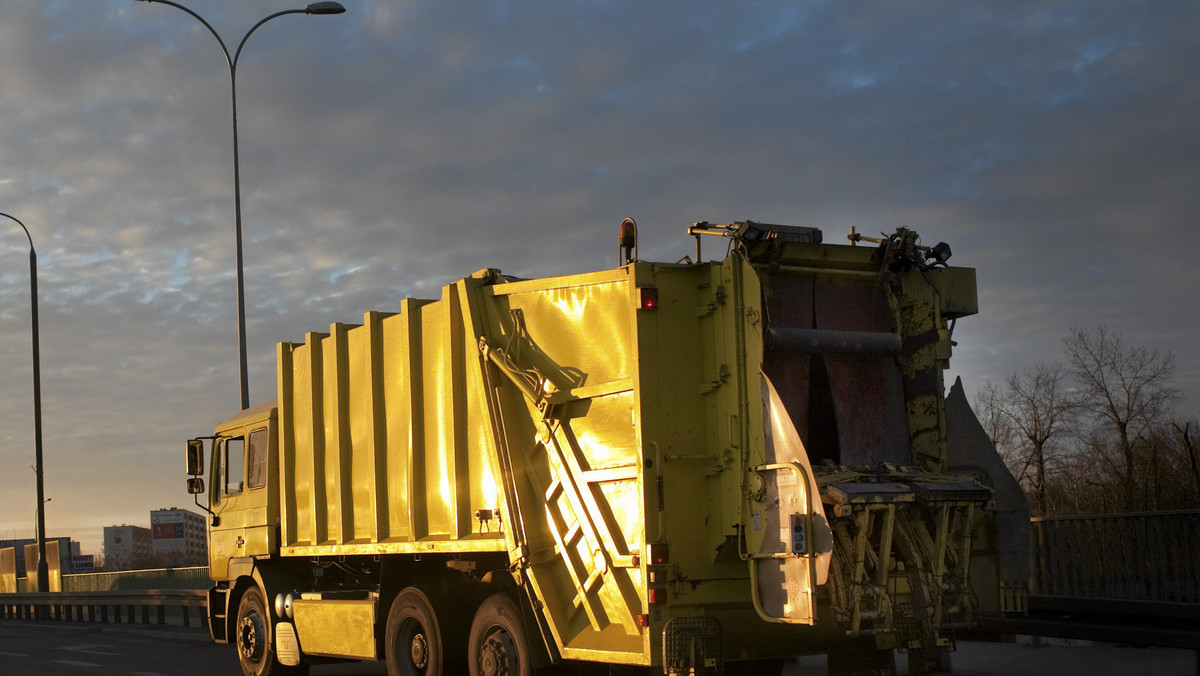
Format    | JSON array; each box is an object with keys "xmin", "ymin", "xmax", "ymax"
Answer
[
  {"xmin": 761, "ymin": 271, "xmax": 909, "ymax": 466},
  {"xmin": 762, "ymin": 272, "xmax": 814, "ymax": 447},
  {"xmin": 815, "ymin": 275, "xmax": 909, "ymax": 466}
]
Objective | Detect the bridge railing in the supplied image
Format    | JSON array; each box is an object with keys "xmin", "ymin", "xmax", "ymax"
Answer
[
  {"xmin": 0, "ymin": 589, "xmax": 207, "ymax": 629},
  {"xmin": 1, "ymin": 566, "xmax": 210, "ymax": 629},
  {"xmin": 61, "ymin": 565, "xmax": 210, "ymax": 592},
  {"xmin": 1031, "ymin": 509, "xmax": 1200, "ymax": 604}
]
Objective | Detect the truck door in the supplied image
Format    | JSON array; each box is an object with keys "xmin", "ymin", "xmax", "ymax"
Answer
[
  {"xmin": 209, "ymin": 434, "xmax": 248, "ymax": 580},
  {"xmin": 207, "ymin": 427, "xmax": 272, "ymax": 581}
]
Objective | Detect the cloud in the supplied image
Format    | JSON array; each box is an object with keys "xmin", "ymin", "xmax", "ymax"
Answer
[{"xmin": 1, "ymin": 0, "xmax": 1198, "ymax": 553}]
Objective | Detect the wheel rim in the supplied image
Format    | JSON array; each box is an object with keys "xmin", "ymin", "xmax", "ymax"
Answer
[
  {"xmin": 238, "ymin": 607, "xmax": 266, "ymax": 667},
  {"xmin": 411, "ymin": 632, "xmax": 428, "ymax": 668},
  {"xmin": 478, "ymin": 626, "xmax": 518, "ymax": 676},
  {"xmin": 395, "ymin": 616, "xmax": 431, "ymax": 674},
  {"xmin": 407, "ymin": 621, "xmax": 429, "ymax": 670}
]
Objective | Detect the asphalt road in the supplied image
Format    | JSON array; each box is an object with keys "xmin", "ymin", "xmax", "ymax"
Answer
[
  {"xmin": 0, "ymin": 621, "xmax": 224, "ymax": 676},
  {"xmin": 0, "ymin": 621, "xmax": 1195, "ymax": 675}
]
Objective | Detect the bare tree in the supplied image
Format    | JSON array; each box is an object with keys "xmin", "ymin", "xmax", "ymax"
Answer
[
  {"xmin": 1064, "ymin": 326, "xmax": 1180, "ymax": 509},
  {"xmin": 100, "ymin": 549, "xmax": 129, "ymax": 572},
  {"xmin": 977, "ymin": 363, "xmax": 1076, "ymax": 515},
  {"xmin": 975, "ymin": 381, "xmax": 1017, "ymax": 456},
  {"xmin": 1170, "ymin": 420, "xmax": 1200, "ymax": 506}
]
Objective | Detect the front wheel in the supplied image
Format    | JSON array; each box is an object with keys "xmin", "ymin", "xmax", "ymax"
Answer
[
  {"xmin": 468, "ymin": 593, "xmax": 532, "ymax": 676},
  {"xmin": 235, "ymin": 587, "xmax": 307, "ymax": 676}
]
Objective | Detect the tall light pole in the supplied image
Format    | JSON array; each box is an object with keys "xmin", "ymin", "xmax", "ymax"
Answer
[
  {"xmin": 135, "ymin": 0, "xmax": 346, "ymax": 410},
  {"xmin": 1, "ymin": 212, "xmax": 49, "ymax": 598}
]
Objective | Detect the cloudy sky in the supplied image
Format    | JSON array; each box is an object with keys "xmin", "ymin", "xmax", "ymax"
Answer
[{"xmin": 1, "ymin": 1, "xmax": 1197, "ymax": 556}]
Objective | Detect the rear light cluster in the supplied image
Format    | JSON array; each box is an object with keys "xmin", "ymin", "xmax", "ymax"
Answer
[
  {"xmin": 648, "ymin": 542, "xmax": 669, "ymax": 565},
  {"xmin": 639, "ymin": 287, "xmax": 659, "ymax": 309},
  {"xmin": 642, "ymin": 542, "xmax": 670, "ymax": 627}
]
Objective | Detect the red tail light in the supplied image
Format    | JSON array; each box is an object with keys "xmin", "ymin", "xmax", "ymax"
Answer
[
  {"xmin": 639, "ymin": 288, "xmax": 659, "ymax": 309},
  {"xmin": 648, "ymin": 542, "xmax": 669, "ymax": 565}
]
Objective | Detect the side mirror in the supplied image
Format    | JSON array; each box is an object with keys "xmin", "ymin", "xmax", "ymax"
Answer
[
  {"xmin": 186, "ymin": 439, "xmax": 205, "ymax": 476},
  {"xmin": 187, "ymin": 477, "xmax": 205, "ymax": 495}
]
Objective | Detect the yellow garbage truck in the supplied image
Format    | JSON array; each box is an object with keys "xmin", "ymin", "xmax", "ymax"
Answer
[{"xmin": 185, "ymin": 221, "xmax": 1028, "ymax": 676}]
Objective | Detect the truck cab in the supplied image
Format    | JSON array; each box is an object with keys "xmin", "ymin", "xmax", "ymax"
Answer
[{"xmin": 201, "ymin": 403, "xmax": 278, "ymax": 580}]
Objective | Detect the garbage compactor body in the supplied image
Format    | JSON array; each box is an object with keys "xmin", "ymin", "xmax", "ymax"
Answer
[{"xmin": 189, "ymin": 222, "xmax": 1027, "ymax": 675}]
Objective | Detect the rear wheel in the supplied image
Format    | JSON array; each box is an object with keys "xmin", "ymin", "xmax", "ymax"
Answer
[
  {"xmin": 468, "ymin": 593, "xmax": 532, "ymax": 676},
  {"xmin": 235, "ymin": 587, "xmax": 307, "ymax": 676},
  {"xmin": 386, "ymin": 586, "xmax": 461, "ymax": 676}
]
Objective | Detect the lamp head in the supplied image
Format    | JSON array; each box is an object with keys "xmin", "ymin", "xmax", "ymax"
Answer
[{"xmin": 305, "ymin": 1, "xmax": 346, "ymax": 14}]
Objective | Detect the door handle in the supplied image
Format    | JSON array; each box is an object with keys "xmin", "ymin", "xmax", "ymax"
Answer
[{"xmin": 236, "ymin": 536, "xmax": 245, "ymax": 547}]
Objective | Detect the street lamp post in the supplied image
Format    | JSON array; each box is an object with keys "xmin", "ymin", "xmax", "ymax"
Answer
[
  {"xmin": 33, "ymin": 497, "xmax": 51, "ymax": 548},
  {"xmin": 135, "ymin": 0, "xmax": 346, "ymax": 410},
  {"xmin": 1, "ymin": 211, "xmax": 49, "ymax": 600}
]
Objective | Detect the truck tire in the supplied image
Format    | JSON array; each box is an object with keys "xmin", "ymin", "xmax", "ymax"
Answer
[
  {"xmin": 236, "ymin": 587, "xmax": 307, "ymax": 676},
  {"xmin": 468, "ymin": 593, "xmax": 532, "ymax": 676},
  {"xmin": 386, "ymin": 586, "xmax": 462, "ymax": 676}
]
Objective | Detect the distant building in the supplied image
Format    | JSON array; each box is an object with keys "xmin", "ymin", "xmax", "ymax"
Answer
[
  {"xmin": 150, "ymin": 508, "xmax": 206, "ymax": 566},
  {"xmin": 102, "ymin": 525, "xmax": 153, "ymax": 570}
]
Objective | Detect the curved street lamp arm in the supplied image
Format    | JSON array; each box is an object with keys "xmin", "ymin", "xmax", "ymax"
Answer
[
  {"xmin": 234, "ymin": 9, "xmax": 308, "ymax": 70},
  {"xmin": 0, "ymin": 211, "xmax": 35, "ymax": 253},
  {"xmin": 134, "ymin": 0, "xmax": 233, "ymax": 71}
]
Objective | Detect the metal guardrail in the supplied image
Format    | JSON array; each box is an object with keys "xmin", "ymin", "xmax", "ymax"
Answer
[
  {"xmin": 0, "ymin": 589, "xmax": 207, "ymax": 629},
  {"xmin": 1031, "ymin": 509, "xmax": 1200, "ymax": 604},
  {"xmin": 975, "ymin": 509, "xmax": 1200, "ymax": 649},
  {"xmin": 4, "ymin": 563, "xmax": 211, "ymax": 594},
  {"xmin": 62, "ymin": 565, "xmax": 210, "ymax": 592}
]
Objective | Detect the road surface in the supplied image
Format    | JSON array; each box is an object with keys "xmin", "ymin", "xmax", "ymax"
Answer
[{"xmin": 0, "ymin": 620, "xmax": 1195, "ymax": 675}]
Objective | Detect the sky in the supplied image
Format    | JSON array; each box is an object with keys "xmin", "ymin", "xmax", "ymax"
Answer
[{"xmin": 1, "ymin": 1, "xmax": 1197, "ymax": 557}]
